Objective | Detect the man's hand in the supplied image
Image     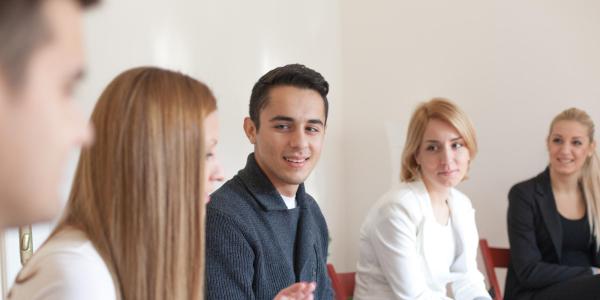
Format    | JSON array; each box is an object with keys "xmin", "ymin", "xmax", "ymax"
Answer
[{"xmin": 274, "ymin": 282, "xmax": 316, "ymax": 300}]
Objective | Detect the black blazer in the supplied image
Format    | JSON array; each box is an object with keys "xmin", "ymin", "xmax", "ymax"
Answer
[{"xmin": 504, "ymin": 168, "xmax": 599, "ymax": 300}]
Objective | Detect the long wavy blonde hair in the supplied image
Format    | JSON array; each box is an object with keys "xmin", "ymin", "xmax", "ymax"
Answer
[
  {"xmin": 549, "ymin": 108, "xmax": 600, "ymax": 249},
  {"xmin": 55, "ymin": 67, "xmax": 216, "ymax": 299}
]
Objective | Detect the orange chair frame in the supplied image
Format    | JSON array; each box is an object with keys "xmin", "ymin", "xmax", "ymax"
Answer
[{"xmin": 327, "ymin": 263, "xmax": 356, "ymax": 300}]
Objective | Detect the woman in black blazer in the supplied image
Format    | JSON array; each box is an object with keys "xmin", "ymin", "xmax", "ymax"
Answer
[{"xmin": 505, "ymin": 108, "xmax": 600, "ymax": 300}]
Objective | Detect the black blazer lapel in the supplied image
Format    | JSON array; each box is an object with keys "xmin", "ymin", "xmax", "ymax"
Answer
[{"xmin": 535, "ymin": 169, "xmax": 563, "ymax": 259}]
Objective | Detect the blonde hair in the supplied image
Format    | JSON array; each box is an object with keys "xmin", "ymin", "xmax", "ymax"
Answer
[
  {"xmin": 400, "ymin": 97, "xmax": 478, "ymax": 182},
  {"xmin": 548, "ymin": 107, "xmax": 600, "ymax": 249},
  {"xmin": 55, "ymin": 67, "xmax": 216, "ymax": 299}
]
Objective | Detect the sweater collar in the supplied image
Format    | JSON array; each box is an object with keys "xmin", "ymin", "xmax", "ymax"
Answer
[{"xmin": 238, "ymin": 153, "xmax": 308, "ymax": 211}]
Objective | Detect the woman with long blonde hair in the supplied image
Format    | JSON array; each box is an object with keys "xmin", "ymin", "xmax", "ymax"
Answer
[
  {"xmin": 506, "ymin": 108, "xmax": 600, "ymax": 300},
  {"xmin": 9, "ymin": 66, "xmax": 316, "ymax": 299}
]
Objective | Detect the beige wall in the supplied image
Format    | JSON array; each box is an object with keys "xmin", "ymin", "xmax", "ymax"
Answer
[
  {"xmin": 4, "ymin": 0, "xmax": 600, "ymax": 294},
  {"xmin": 337, "ymin": 0, "xmax": 600, "ymax": 281},
  {"xmin": 2, "ymin": 0, "xmax": 348, "ymax": 288}
]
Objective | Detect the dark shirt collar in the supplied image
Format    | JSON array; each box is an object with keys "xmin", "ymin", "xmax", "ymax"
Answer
[{"xmin": 238, "ymin": 153, "xmax": 308, "ymax": 211}]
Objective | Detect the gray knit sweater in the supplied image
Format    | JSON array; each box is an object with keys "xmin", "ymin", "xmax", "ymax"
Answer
[{"xmin": 206, "ymin": 154, "xmax": 333, "ymax": 300}]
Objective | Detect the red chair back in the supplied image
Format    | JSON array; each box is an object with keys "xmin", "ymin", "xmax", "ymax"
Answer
[
  {"xmin": 479, "ymin": 239, "xmax": 511, "ymax": 300},
  {"xmin": 327, "ymin": 264, "xmax": 356, "ymax": 300}
]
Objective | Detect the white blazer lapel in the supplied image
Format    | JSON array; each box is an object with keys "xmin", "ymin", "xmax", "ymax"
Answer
[{"xmin": 408, "ymin": 181, "xmax": 439, "ymax": 277}]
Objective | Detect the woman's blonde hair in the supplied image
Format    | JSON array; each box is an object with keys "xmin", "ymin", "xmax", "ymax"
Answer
[
  {"xmin": 400, "ymin": 97, "xmax": 478, "ymax": 182},
  {"xmin": 548, "ymin": 107, "xmax": 600, "ymax": 249},
  {"xmin": 54, "ymin": 67, "xmax": 216, "ymax": 299}
]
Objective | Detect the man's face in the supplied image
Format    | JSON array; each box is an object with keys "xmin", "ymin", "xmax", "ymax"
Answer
[
  {"xmin": 244, "ymin": 85, "xmax": 326, "ymax": 197},
  {"xmin": 0, "ymin": 0, "xmax": 93, "ymax": 227}
]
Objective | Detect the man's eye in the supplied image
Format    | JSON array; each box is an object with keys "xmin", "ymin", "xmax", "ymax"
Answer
[
  {"xmin": 306, "ymin": 127, "xmax": 319, "ymax": 133},
  {"xmin": 274, "ymin": 124, "xmax": 290, "ymax": 130}
]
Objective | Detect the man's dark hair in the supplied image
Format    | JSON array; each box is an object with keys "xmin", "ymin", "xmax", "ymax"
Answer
[
  {"xmin": 0, "ymin": 0, "xmax": 99, "ymax": 88},
  {"xmin": 249, "ymin": 64, "xmax": 329, "ymax": 129}
]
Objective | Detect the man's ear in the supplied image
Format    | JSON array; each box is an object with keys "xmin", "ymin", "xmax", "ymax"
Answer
[{"xmin": 243, "ymin": 117, "xmax": 257, "ymax": 144}]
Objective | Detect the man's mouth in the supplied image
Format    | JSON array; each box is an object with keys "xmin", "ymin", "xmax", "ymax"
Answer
[{"xmin": 284, "ymin": 156, "xmax": 310, "ymax": 167}]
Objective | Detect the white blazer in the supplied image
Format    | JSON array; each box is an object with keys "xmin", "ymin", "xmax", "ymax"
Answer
[{"xmin": 354, "ymin": 181, "xmax": 490, "ymax": 300}]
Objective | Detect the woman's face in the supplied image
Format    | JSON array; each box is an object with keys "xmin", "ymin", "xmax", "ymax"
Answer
[
  {"xmin": 547, "ymin": 120, "xmax": 595, "ymax": 178},
  {"xmin": 415, "ymin": 119, "xmax": 470, "ymax": 193},
  {"xmin": 204, "ymin": 111, "xmax": 224, "ymax": 203}
]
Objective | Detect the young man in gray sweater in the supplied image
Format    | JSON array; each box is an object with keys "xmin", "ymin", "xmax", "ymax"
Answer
[{"xmin": 206, "ymin": 64, "xmax": 333, "ymax": 300}]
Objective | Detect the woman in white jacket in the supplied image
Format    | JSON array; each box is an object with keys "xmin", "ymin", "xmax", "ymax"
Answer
[{"xmin": 354, "ymin": 98, "xmax": 491, "ymax": 300}]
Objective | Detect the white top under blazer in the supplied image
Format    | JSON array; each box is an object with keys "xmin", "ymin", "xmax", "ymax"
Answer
[{"xmin": 354, "ymin": 180, "xmax": 491, "ymax": 300}]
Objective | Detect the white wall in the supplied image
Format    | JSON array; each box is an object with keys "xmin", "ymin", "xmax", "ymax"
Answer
[
  {"xmin": 2, "ymin": 0, "xmax": 348, "ymax": 289},
  {"xmin": 80, "ymin": 0, "xmax": 345, "ymax": 199},
  {"xmin": 338, "ymin": 0, "xmax": 600, "ymax": 282},
  {"xmin": 4, "ymin": 0, "xmax": 600, "ymax": 294}
]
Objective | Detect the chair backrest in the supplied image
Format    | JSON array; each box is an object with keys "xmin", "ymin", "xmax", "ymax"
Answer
[
  {"xmin": 479, "ymin": 239, "xmax": 511, "ymax": 300},
  {"xmin": 326, "ymin": 264, "xmax": 356, "ymax": 300}
]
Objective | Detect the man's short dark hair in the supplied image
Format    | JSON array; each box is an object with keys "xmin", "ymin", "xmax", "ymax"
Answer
[
  {"xmin": 0, "ymin": 0, "xmax": 99, "ymax": 88},
  {"xmin": 249, "ymin": 64, "xmax": 329, "ymax": 129}
]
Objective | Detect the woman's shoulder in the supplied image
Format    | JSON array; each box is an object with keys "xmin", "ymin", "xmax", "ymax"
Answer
[
  {"xmin": 359, "ymin": 183, "xmax": 426, "ymax": 236},
  {"xmin": 8, "ymin": 227, "xmax": 117, "ymax": 300},
  {"xmin": 508, "ymin": 169, "xmax": 549, "ymax": 201},
  {"xmin": 375, "ymin": 182, "xmax": 428, "ymax": 216},
  {"xmin": 449, "ymin": 187, "xmax": 474, "ymax": 208},
  {"xmin": 29, "ymin": 228, "xmax": 106, "ymax": 268}
]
